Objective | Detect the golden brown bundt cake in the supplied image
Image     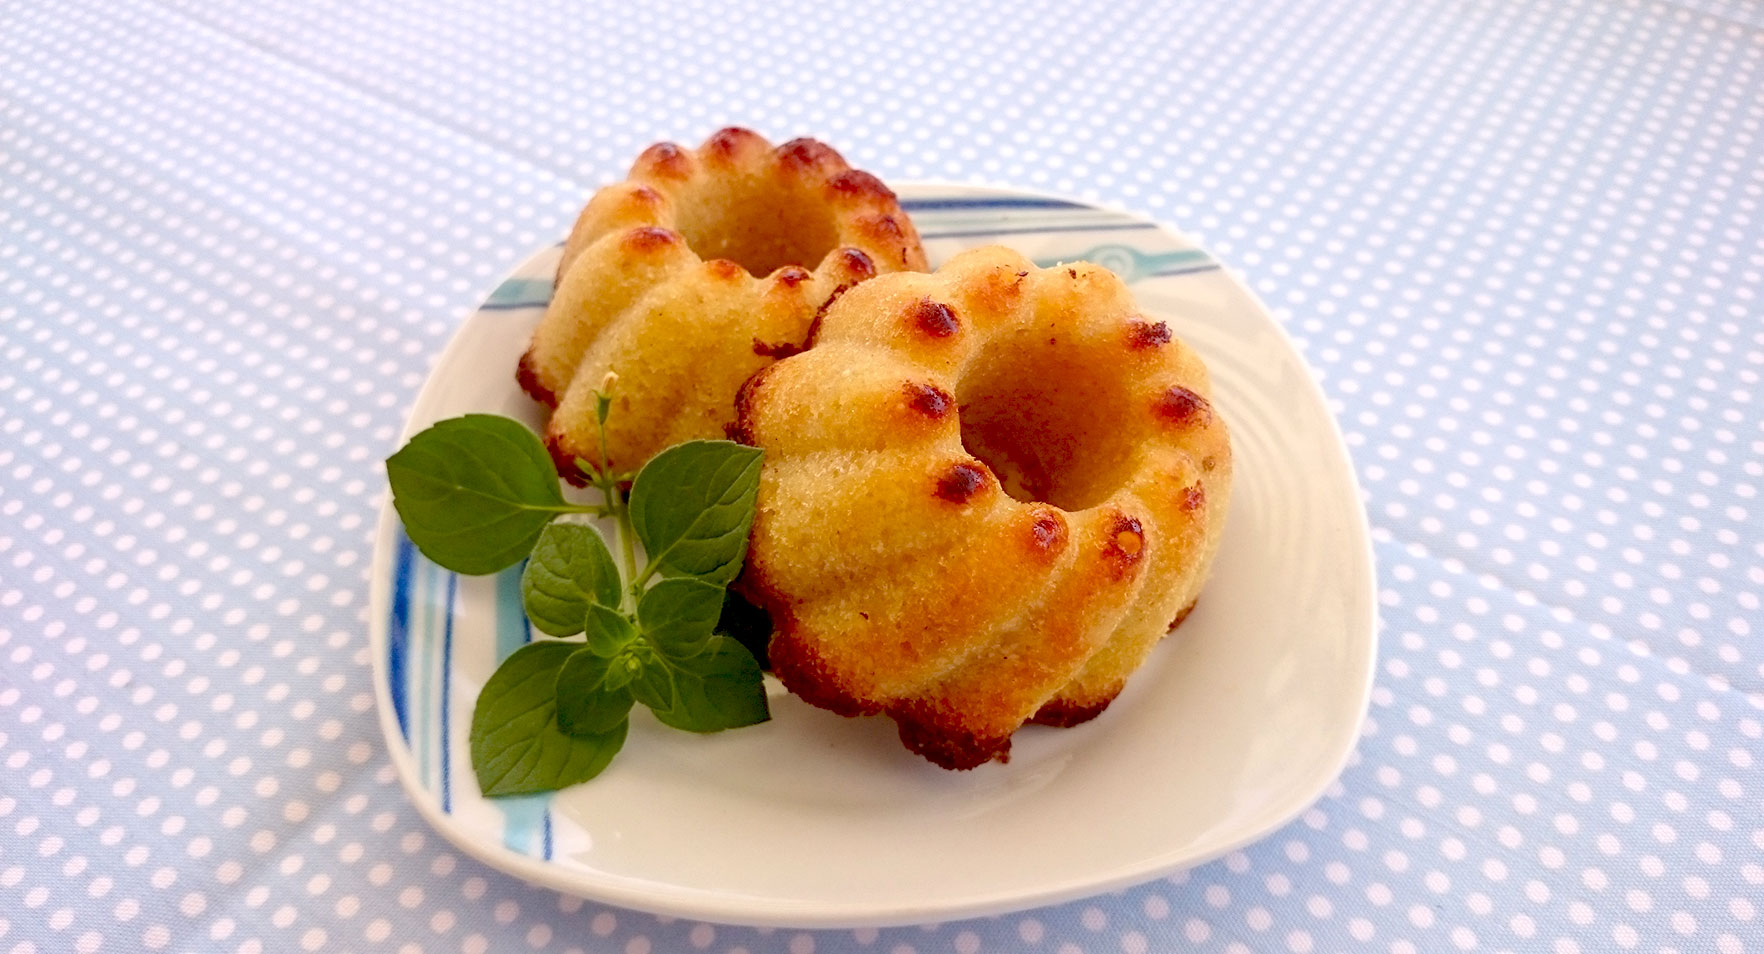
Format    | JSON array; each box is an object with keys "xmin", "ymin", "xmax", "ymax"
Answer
[
  {"xmin": 519, "ymin": 127, "xmax": 927, "ymax": 478},
  {"xmin": 732, "ymin": 246, "xmax": 1232, "ymax": 770}
]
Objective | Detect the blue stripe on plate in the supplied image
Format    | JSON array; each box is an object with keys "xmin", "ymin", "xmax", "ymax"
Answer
[
  {"xmin": 388, "ymin": 533, "xmax": 415, "ymax": 743},
  {"xmin": 919, "ymin": 221, "xmax": 1159, "ymax": 240},
  {"xmin": 494, "ymin": 562, "xmax": 530, "ymax": 661},
  {"xmin": 1148, "ymin": 263, "xmax": 1224, "ymax": 277},
  {"xmin": 440, "ymin": 572, "xmax": 456, "ymax": 813},
  {"xmin": 900, "ymin": 196, "xmax": 1088, "ymax": 211}
]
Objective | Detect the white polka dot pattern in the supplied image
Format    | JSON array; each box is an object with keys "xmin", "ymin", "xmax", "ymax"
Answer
[{"xmin": 1, "ymin": 0, "xmax": 1760, "ymax": 952}]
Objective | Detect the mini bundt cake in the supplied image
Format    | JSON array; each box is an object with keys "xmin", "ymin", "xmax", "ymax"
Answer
[
  {"xmin": 519, "ymin": 127, "xmax": 927, "ymax": 478},
  {"xmin": 732, "ymin": 246, "xmax": 1232, "ymax": 770}
]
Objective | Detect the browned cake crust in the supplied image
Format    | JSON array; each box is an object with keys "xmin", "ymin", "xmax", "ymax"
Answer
[
  {"xmin": 733, "ymin": 246, "xmax": 1233, "ymax": 770},
  {"xmin": 520, "ymin": 128, "xmax": 926, "ymax": 478}
]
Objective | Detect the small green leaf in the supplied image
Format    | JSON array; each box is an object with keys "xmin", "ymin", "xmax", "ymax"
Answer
[
  {"xmin": 629, "ymin": 441, "xmax": 764, "ymax": 584},
  {"xmin": 555, "ymin": 649, "xmax": 637, "ymax": 736},
  {"xmin": 388, "ymin": 415, "xmax": 573, "ymax": 575},
  {"xmin": 470, "ymin": 641, "xmax": 626, "ymax": 796},
  {"xmin": 638, "ymin": 578, "xmax": 725, "ymax": 659},
  {"xmin": 521, "ymin": 523, "xmax": 621, "ymax": 636},
  {"xmin": 626, "ymin": 649, "xmax": 677, "ymax": 713},
  {"xmin": 651, "ymin": 636, "xmax": 770, "ymax": 733},
  {"xmin": 585, "ymin": 603, "xmax": 638, "ymax": 657}
]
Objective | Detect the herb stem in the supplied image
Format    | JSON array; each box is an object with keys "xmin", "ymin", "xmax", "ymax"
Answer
[
  {"xmin": 586, "ymin": 466, "xmax": 638, "ymax": 611},
  {"xmin": 630, "ymin": 557, "xmax": 660, "ymax": 591},
  {"xmin": 590, "ymin": 460, "xmax": 640, "ymax": 611},
  {"xmin": 561, "ymin": 502, "xmax": 613, "ymax": 518},
  {"xmin": 586, "ymin": 384, "xmax": 642, "ymax": 611},
  {"xmin": 613, "ymin": 488, "xmax": 639, "ymax": 611}
]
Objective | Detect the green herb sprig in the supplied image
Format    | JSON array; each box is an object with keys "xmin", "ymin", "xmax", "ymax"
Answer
[{"xmin": 386, "ymin": 380, "xmax": 768, "ymax": 796}]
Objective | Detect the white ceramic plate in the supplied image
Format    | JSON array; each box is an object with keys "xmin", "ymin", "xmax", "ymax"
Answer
[{"xmin": 368, "ymin": 183, "xmax": 1377, "ymax": 928}]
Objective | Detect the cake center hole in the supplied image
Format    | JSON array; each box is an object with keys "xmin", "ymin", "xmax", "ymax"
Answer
[
  {"xmin": 956, "ymin": 335, "xmax": 1140, "ymax": 512},
  {"xmin": 672, "ymin": 175, "xmax": 842, "ymax": 277}
]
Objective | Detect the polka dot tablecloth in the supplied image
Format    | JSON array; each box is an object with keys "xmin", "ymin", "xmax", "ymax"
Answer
[{"xmin": 2, "ymin": 0, "xmax": 1760, "ymax": 951}]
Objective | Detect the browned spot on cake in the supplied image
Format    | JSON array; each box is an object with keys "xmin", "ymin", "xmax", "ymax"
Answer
[
  {"xmin": 626, "ymin": 184, "xmax": 664, "ymax": 207},
  {"xmin": 936, "ymin": 461, "xmax": 989, "ymax": 503},
  {"xmin": 705, "ymin": 258, "xmax": 745, "ymax": 280},
  {"xmin": 751, "ymin": 337, "xmax": 805, "ymax": 360},
  {"xmin": 544, "ymin": 431, "xmax": 592, "ymax": 487},
  {"xmin": 1202, "ymin": 454, "xmax": 1218, "ymax": 472},
  {"xmin": 704, "ymin": 126, "xmax": 763, "ymax": 158},
  {"xmin": 800, "ymin": 312, "xmax": 828, "ymax": 351},
  {"xmin": 773, "ymin": 265, "xmax": 811, "ymax": 288},
  {"xmin": 621, "ymin": 226, "xmax": 680, "ymax": 253},
  {"xmin": 514, "ymin": 351, "xmax": 557, "ymax": 407},
  {"xmin": 1127, "ymin": 319, "xmax": 1172, "ymax": 349},
  {"xmin": 861, "ymin": 213, "xmax": 906, "ymax": 243},
  {"xmin": 827, "ymin": 169, "xmax": 895, "ymax": 202},
  {"xmin": 634, "ymin": 142, "xmax": 690, "ymax": 179},
  {"xmin": 1029, "ymin": 694, "xmax": 1116, "ymax": 727},
  {"xmin": 833, "ymin": 247, "xmax": 876, "ymax": 280},
  {"xmin": 1067, "ymin": 267, "xmax": 1079, "ymax": 279},
  {"xmin": 1168, "ymin": 599, "xmax": 1197, "ymax": 630},
  {"xmin": 800, "ymin": 283, "xmax": 853, "ymax": 350},
  {"xmin": 965, "ymin": 266, "xmax": 1026, "ymax": 316},
  {"xmin": 892, "ymin": 703, "xmax": 1011, "ymax": 770},
  {"xmin": 1103, "ymin": 513, "xmax": 1145, "ymax": 575},
  {"xmin": 911, "ymin": 298, "xmax": 960, "ymax": 338},
  {"xmin": 776, "ymin": 137, "xmax": 843, "ymax": 172},
  {"xmin": 727, "ymin": 366, "xmax": 772, "ymax": 446},
  {"xmin": 1154, "ymin": 385, "xmax": 1213, "ymax": 428},
  {"xmin": 903, "ymin": 381, "xmax": 953, "ymax": 419},
  {"xmin": 1027, "ymin": 509, "xmax": 1069, "ymax": 557},
  {"xmin": 1180, "ymin": 483, "xmax": 1206, "ymax": 512}
]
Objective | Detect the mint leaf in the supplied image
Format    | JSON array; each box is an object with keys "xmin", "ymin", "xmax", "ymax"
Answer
[
  {"xmin": 626, "ymin": 647, "xmax": 678, "ymax": 714},
  {"xmin": 650, "ymin": 636, "xmax": 770, "ymax": 733},
  {"xmin": 388, "ymin": 415, "xmax": 576, "ymax": 575},
  {"xmin": 521, "ymin": 523, "xmax": 621, "ymax": 636},
  {"xmin": 638, "ymin": 578, "xmax": 725, "ymax": 659},
  {"xmin": 470, "ymin": 641, "xmax": 626, "ymax": 796},
  {"xmin": 584, "ymin": 603, "xmax": 638, "ymax": 657},
  {"xmin": 629, "ymin": 441, "xmax": 763, "ymax": 584},
  {"xmin": 555, "ymin": 649, "xmax": 637, "ymax": 736}
]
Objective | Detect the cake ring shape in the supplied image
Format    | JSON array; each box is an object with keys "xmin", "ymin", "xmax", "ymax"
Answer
[
  {"xmin": 731, "ymin": 245, "xmax": 1233, "ymax": 770},
  {"xmin": 519, "ymin": 127, "xmax": 927, "ymax": 478}
]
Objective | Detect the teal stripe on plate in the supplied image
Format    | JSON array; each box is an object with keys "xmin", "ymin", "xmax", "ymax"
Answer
[
  {"xmin": 482, "ymin": 277, "xmax": 553, "ymax": 309},
  {"xmin": 410, "ymin": 557, "xmax": 430, "ymax": 792},
  {"xmin": 493, "ymin": 562, "xmax": 550, "ymax": 857},
  {"xmin": 1031, "ymin": 245, "xmax": 1215, "ymax": 283}
]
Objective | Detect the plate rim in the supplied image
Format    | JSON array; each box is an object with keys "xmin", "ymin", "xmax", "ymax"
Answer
[{"xmin": 366, "ymin": 180, "xmax": 1379, "ymax": 928}]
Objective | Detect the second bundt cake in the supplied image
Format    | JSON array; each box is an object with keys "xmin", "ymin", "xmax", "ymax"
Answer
[
  {"xmin": 520, "ymin": 127, "xmax": 927, "ymax": 478},
  {"xmin": 732, "ymin": 246, "xmax": 1233, "ymax": 769}
]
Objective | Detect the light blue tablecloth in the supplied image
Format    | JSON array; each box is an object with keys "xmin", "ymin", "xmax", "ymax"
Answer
[{"xmin": 3, "ymin": 0, "xmax": 1760, "ymax": 952}]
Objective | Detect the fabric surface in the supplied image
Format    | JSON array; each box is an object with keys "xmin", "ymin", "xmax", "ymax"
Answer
[{"xmin": 2, "ymin": 0, "xmax": 1760, "ymax": 952}]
